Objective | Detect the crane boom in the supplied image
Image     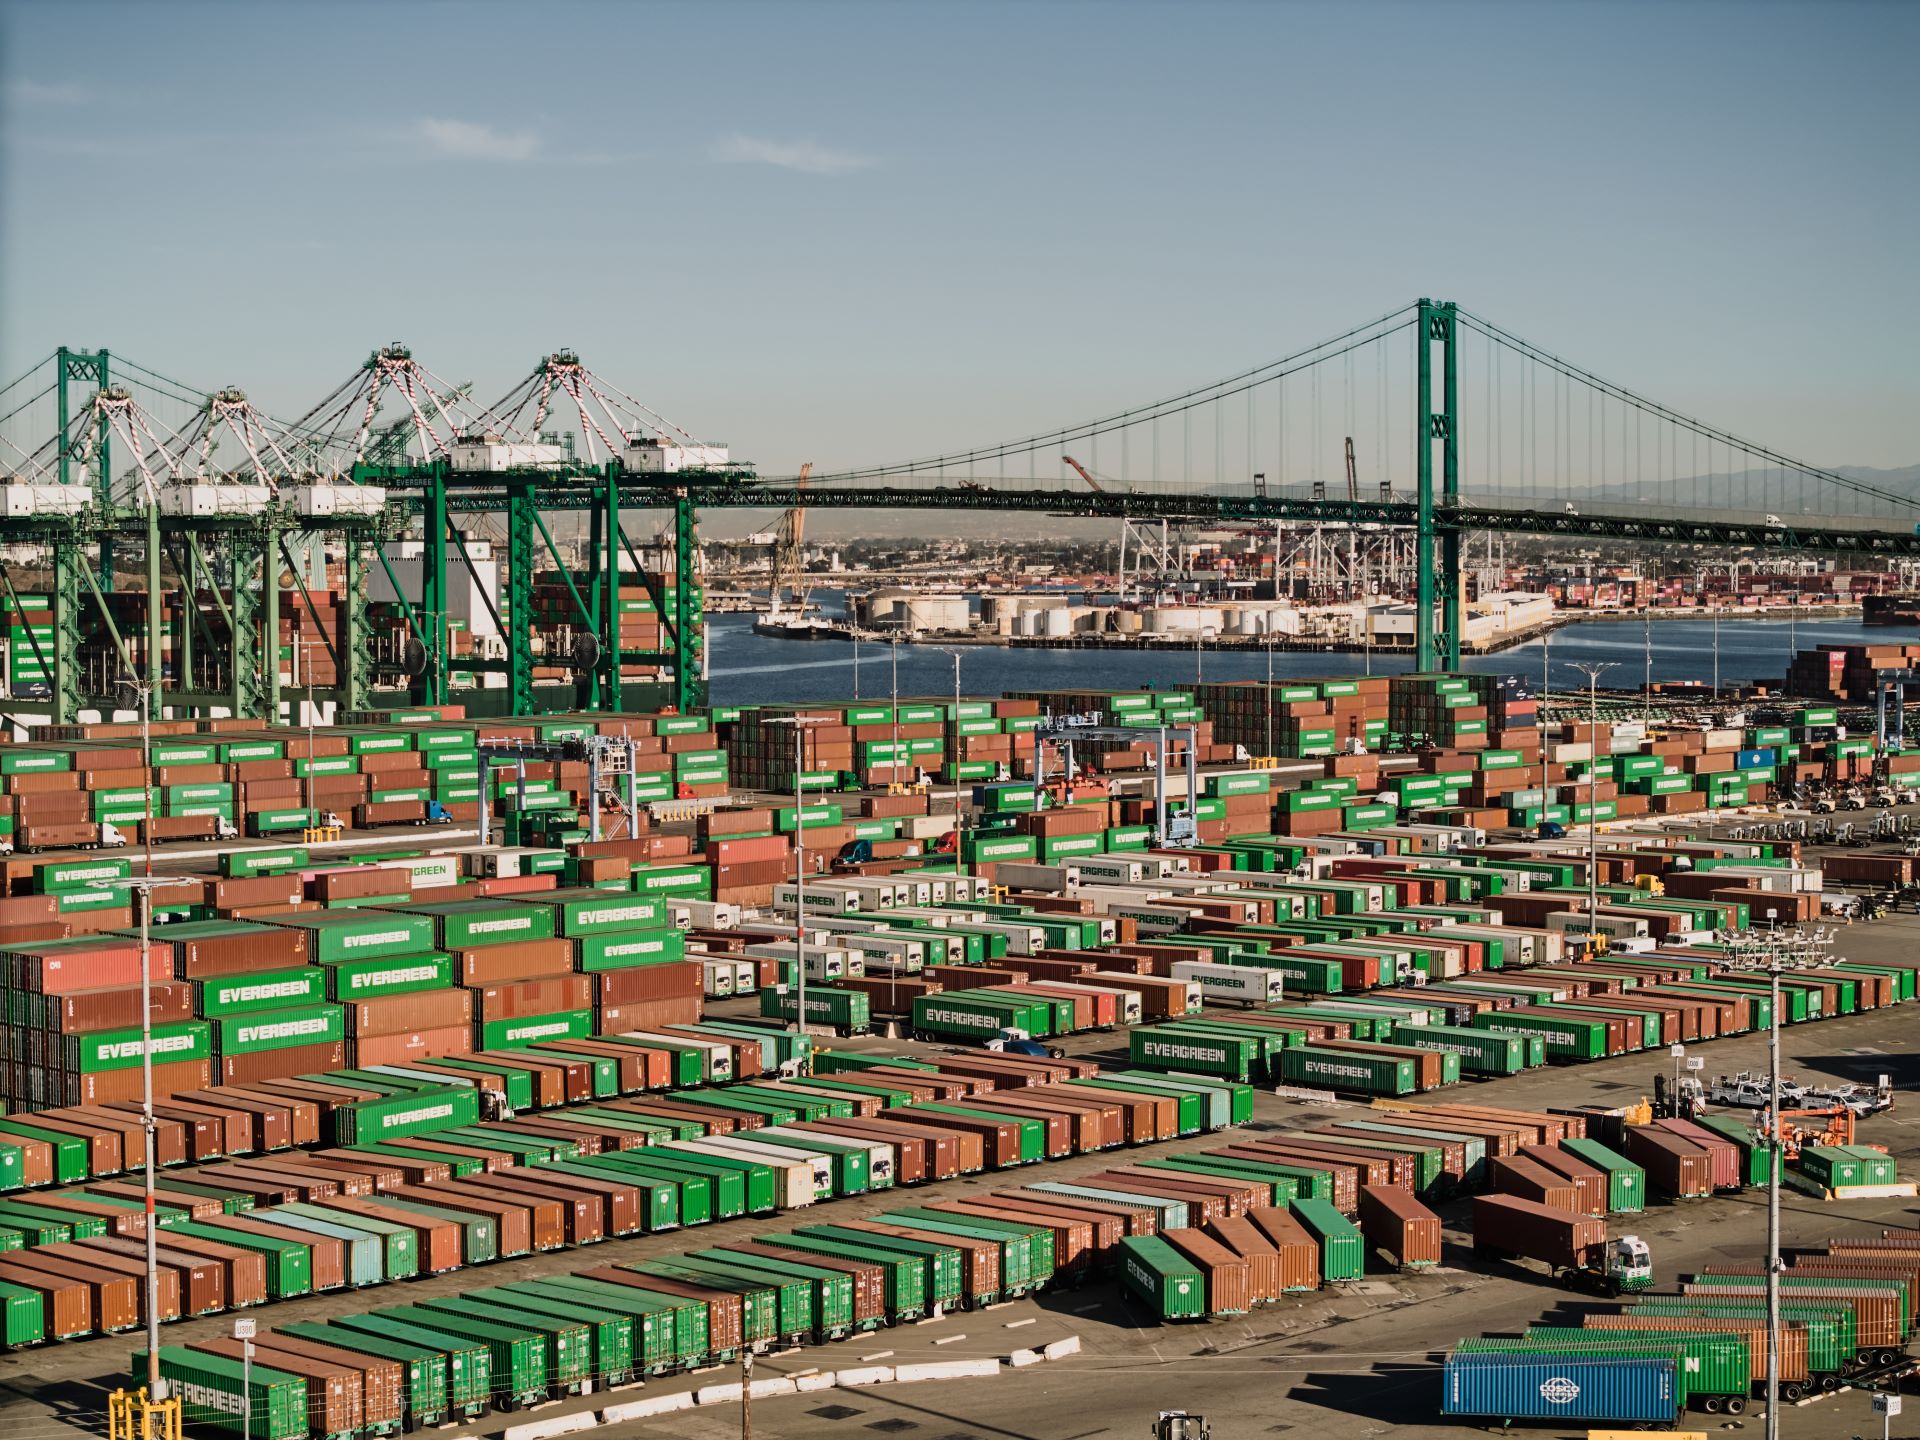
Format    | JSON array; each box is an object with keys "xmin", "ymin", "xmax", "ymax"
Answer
[
  {"xmin": 1061, "ymin": 455, "xmax": 1103, "ymax": 493},
  {"xmin": 770, "ymin": 461, "xmax": 812, "ymax": 614}
]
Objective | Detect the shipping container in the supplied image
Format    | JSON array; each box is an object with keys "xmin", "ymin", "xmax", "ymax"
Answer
[
  {"xmin": 1116, "ymin": 1234, "xmax": 1207, "ymax": 1320},
  {"xmin": 137, "ymin": 1347, "xmax": 309, "ymax": 1440},
  {"xmin": 1440, "ymin": 1351, "xmax": 1682, "ymax": 1425},
  {"xmin": 1356, "ymin": 1184, "xmax": 1442, "ymax": 1268}
]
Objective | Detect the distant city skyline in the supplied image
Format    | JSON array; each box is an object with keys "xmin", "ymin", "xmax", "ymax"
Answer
[{"xmin": 4, "ymin": 0, "xmax": 1914, "ymax": 490}]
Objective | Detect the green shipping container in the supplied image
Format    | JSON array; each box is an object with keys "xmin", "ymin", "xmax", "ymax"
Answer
[
  {"xmin": 138, "ymin": 1347, "xmax": 307, "ymax": 1440},
  {"xmin": 1470, "ymin": 1009, "xmax": 1608, "ymax": 1061},
  {"xmin": 326, "ymin": 1314, "xmax": 492, "ymax": 1415},
  {"xmin": 322, "ymin": 952, "xmax": 456, "ymax": 1000},
  {"xmin": 1559, "ymin": 1137, "xmax": 1647, "ymax": 1213},
  {"xmin": 194, "ymin": 967, "xmax": 328, "ymax": 1017},
  {"xmin": 1117, "ymin": 1235, "xmax": 1207, "ymax": 1319},
  {"xmin": 1279, "ymin": 1045, "xmax": 1417, "ymax": 1095},
  {"xmin": 476, "ymin": 1009, "xmax": 595, "ymax": 1050},
  {"xmin": 1288, "ymin": 1196, "xmax": 1365, "ymax": 1280},
  {"xmin": 265, "ymin": 913, "xmax": 437, "ymax": 964},
  {"xmin": 212, "ymin": 1004, "xmax": 345, "ymax": 1056}
]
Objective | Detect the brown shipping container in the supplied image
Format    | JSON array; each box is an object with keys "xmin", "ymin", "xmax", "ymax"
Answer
[
  {"xmin": 1581, "ymin": 1313, "xmax": 1808, "ymax": 1384},
  {"xmin": 883, "ymin": 1109, "xmax": 1021, "ymax": 1169},
  {"xmin": 409, "ymin": 1183, "xmax": 544, "ymax": 1254},
  {"xmin": 1691, "ymin": 1281, "xmax": 1904, "ymax": 1350},
  {"xmin": 448, "ymin": 1172, "xmax": 601, "ymax": 1246},
  {"xmin": 128, "ymin": 1229, "xmax": 271, "ymax": 1307},
  {"xmin": 1202, "ymin": 1215, "xmax": 1282, "ymax": 1302},
  {"xmin": 345, "ymin": 989, "xmax": 474, "ymax": 1035},
  {"xmin": 348, "ymin": 1025, "xmax": 474, "ymax": 1067},
  {"xmin": 724, "ymin": 1240, "xmax": 887, "ymax": 1324},
  {"xmin": 1159, "ymin": 1227, "xmax": 1254, "ymax": 1314},
  {"xmin": 1214, "ymin": 1144, "xmax": 1361, "ymax": 1214},
  {"xmin": 942, "ymin": 1199, "xmax": 1093, "ymax": 1275},
  {"xmin": 454, "ymin": 939, "xmax": 573, "ymax": 986},
  {"xmin": 191, "ymin": 1338, "xmax": 365, "ymax": 1437},
  {"xmin": 1619, "ymin": 1125, "xmax": 1715, "ymax": 1199},
  {"xmin": 848, "ymin": 1219, "xmax": 1001, "ymax": 1299},
  {"xmin": 6, "ymin": 1246, "xmax": 173, "ymax": 1323},
  {"xmin": 990, "ymin": 1192, "xmax": 1127, "ymax": 1257},
  {"xmin": 578, "ymin": 1267, "xmax": 744, "ymax": 1354},
  {"xmin": 1489, "ymin": 1153, "xmax": 1582, "ymax": 1212},
  {"xmin": 0, "ymin": 1262, "xmax": 91, "ymax": 1337},
  {"xmin": 1652, "ymin": 1119, "xmax": 1741, "ymax": 1190},
  {"xmin": 471, "ymin": 975, "xmax": 593, "ymax": 1023},
  {"xmin": 259, "ymin": 1333, "xmax": 406, "ymax": 1429},
  {"xmin": 1471, "ymin": 1194, "xmax": 1606, "ymax": 1269},
  {"xmin": 1520, "ymin": 1144, "xmax": 1609, "ymax": 1215},
  {"xmin": 1356, "ymin": 1184, "xmax": 1443, "ymax": 1268},
  {"xmin": 315, "ymin": 1195, "xmax": 463, "ymax": 1275},
  {"xmin": 213, "ymin": 1215, "xmax": 348, "ymax": 1291},
  {"xmin": 219, "ymin": 1041, "xmax": 348, "ymax": 1086},
  {"xmin": 79, "ymin": 1237, "xmax": 224, "ymax": 1314},
  {"xmin": 1785, "ymin": 1259, "xmax": 1920, "ymax": 1322}
]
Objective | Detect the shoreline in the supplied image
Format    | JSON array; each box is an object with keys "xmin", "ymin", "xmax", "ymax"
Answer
[{"xmin": 759, "ymin": 603, "xmax": 1868, "ymax": 657}]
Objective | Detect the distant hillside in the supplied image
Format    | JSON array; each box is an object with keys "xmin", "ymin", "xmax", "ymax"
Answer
[{"xmin": 1573, "ymin": 463, "xmax": 1920, "ymax": 517}]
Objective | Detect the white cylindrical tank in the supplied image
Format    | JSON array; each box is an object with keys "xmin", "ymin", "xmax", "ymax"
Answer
[
  {"xmin": 1040, "ymin": 607, "xmax": 1072, "ymax": 638},
  {"xmin": 901, "ymin": 593, "xmax": 970, "ymax": 633}
]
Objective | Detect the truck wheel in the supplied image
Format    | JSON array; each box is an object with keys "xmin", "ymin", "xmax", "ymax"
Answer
[
  {"xmin": 1702, "ymin": 1397, "xmax": 1722, "ymax": 1413},
  {"xmin": 1725, "ymin": 1396, "xmax": 1746, "ymax": 1415},
  {"xmin": 1783, "ymin": 1383, "xmax": 1804, "ymax": 1402}
]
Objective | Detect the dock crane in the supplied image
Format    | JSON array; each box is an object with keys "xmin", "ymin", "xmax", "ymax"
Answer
[
  {"xmin": 1063, "ymin": 455, "xmax": 1176, "ymax": 600},
  {"xmin": 768, "ymin": 461, "xmax": 811, "ymax": 619}
]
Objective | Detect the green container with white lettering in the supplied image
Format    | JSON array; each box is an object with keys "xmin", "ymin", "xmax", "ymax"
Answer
[
  {"xmin": 477, "ymin": 1009, "xmax": 595, "ymax": 1051},
  {"xmin": 211, "ymin": 1003, "xmax": 346, "ymax": 1056},
  {"xmin": 321, "ymin": 952, "xmax": 455, "ymax": 1000},
  {"xmin": 194, "ymin": 967, "xmax": 329, "ymax": 1017}
]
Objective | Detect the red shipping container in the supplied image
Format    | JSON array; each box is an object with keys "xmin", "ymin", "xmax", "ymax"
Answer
[
  {"xmin": 348, "ymin": 1026, "xmax": 474, "ymax": 1067},
  {"xmin": 345, "ymin": 989, "xmax": 474, "ymax": 1036},
  {"xmin": 7, "ymin": 938, "xmax": 144, "ymax": 995},
  {"xmin": 471, "ymin": 975, "xmax": 593, "ymax": 1022},
  {"xmin": 453, "ymin": 938, "xmax": 572, "ymax": 985},
  {"xmin": 218, "ymin": 1040, "xmax": 348, "ymax": 1086}
]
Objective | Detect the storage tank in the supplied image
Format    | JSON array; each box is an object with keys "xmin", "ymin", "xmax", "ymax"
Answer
[
  {"xmin": 900, "ymin": 593, "xmax": 970, "ymax": 633},
  {"xmin": 1146, "ymin": 606, "xmax": 1223, "ymax": 639},
  {"xmin": 1040, "ymin": 607, "xmax": 1073, "ymax": 638}
]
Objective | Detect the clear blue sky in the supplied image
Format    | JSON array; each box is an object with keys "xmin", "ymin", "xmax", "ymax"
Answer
[{"xmin": 3, "ymin": 0, "xmax": 1914, "ymax": 479}]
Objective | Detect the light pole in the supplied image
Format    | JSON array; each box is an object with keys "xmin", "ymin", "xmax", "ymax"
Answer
[
  {"xmin": 1540, "ymin": 627, "xmax": 1550, "ymax": 731},
  {"xmin": 305, "ymin": 636, "xmax": 318, "ymax": 822},
  {"xmin": 234, "ymin": 1317, "xmax": 256, "ymax": 1440},
  {"xmin": 766, "ymin": 715, "xmax": 825, "ymax": 1065},
  {"xmin": 91, "ymin": 873, "xmax": 192, "ymax": 1400},
  {"xmin": 1570, "ymin": 662, "xmax": 1615, "ymax": 940},
  {"xmin": 1642, "ymin": 611, "xmax": 1653, "ymax": 724},
  {"xmin": 1264, "ymin": 632, "xmax": 1275, "ymax": 762},
  {"xmin": 852, "ymin": 626, "xmax": 860, "ymax": 702},
  {"xmin": 939, "ymin": 649, "xmax": 967, "ymax": 877}
]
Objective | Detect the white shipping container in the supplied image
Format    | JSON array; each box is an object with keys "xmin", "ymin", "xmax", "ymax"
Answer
[{"xmin": 666, "ymin": 1137, "xmax": 817, "ymax": 1208}]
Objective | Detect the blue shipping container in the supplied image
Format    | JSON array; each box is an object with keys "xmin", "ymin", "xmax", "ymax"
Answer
[
  {"xmin": 1735, "ymin": 748, "xmax": 1777, "ymax": 770},
  {"xmin": 1441, "ymin": 1353, "xmax": 1680, "ymax": 1424}
]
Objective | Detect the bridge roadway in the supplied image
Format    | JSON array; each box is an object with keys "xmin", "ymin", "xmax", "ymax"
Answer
[{"xmin": 682, "ymin": 484, "xmax": 1920, "ymax": 558}]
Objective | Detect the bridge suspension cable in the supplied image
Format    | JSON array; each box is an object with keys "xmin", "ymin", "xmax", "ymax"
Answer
[
  {"xmin": 805, "ymin": 303, "xmax": 1419, "ymax": 485},
  {"xmin": 1455, "ymin": 308, "xmax": 1912, "ymax": 516}
]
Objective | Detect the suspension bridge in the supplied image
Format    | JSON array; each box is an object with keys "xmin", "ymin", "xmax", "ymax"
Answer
[{"xmin": 0, "ymin": 299, "xmax": 1910, "ymax": 725}]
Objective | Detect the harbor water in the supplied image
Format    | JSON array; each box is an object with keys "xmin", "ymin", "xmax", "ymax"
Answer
[{"xmin": 705, "ymin": 609, "xmax": 1877, "ymax": 708}]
